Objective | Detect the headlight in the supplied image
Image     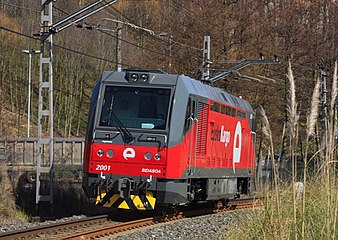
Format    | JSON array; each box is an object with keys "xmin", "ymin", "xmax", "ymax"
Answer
[
  {"xmin": 130, "ymin": 73, "xmax": 138, "ymax": 82},
  {"xmin": 107, "ymin": 150, "xmax": 114, "ymax": 158},
  {"xmin": 154, "ymin": 153, "xmax": 161, "ymax": 161},
  {"xmin": 145, "ymin": 152, "xmax": 152, "ymax": 160},
  {"xmin": 140, "ymin": 74, "xmax": 148, "ymax": 82},
  {"xmin": 97, "ymin": 149, "xmax": 104, "ymax": 157}
]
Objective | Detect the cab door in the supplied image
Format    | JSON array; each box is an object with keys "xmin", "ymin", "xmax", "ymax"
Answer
[{"xmin": 186, "ymin": 96, "xmax": 198, "ymax": 175}]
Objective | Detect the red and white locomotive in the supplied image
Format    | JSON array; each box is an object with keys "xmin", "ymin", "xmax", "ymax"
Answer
[{"xmin": 82, "ymin": 69, "xmax": 256, "ymax": 210}]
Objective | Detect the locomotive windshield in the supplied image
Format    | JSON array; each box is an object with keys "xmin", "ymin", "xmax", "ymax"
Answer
[{"xmin": 99, "ymin": 86, "xmax": 171, "ymax": 130}]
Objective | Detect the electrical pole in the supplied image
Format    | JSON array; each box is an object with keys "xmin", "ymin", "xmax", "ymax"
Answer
[
  {"xmin": 37, "ymin": 0, "xmax": 54, "ymax": 207},
  {"xmin": 320, "ymin": 68, "xmax": 328, "ymax": 174},
  {"xmin": 199, "ymin": 34, "xmax": 279, "ymax": 85},
  {"xmin": 116, "ymin": 22, "xmax": 122, "ymax": 71},
  {"xmin": 200, "ymin": 35, "xmax": 278, "ymax": 83},
  {"xmin": 168, "ymin": 35, "xmax": 173, "ymax": 70},
  {"xmin": 99, "ymin": 18, "xmax": 155, "ymax": 71},
  {"xmin": 159, "ymin": 32, "xmax": 173, "ymax": 70},
  {"xmin": 202, "ymin": 35, "xmax": 211, "ymax": 81},
  {"xmin": 22, "ymin": 49, "xmax": 41, "ymax": 138},
  {"xmin": 37, "ymin": 0, "xmax": 118, "ymax": 209}
]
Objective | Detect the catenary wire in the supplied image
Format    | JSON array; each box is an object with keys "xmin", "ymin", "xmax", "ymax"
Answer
[
  {"xmin": 102, "ymin": 2, "xmax": 204, "ymax": 56},
  {"xmin": 51, "ymin": 4, "xmax": 172, "ymax": 58},
  {"xmin": 0, "ymin": 24, "xmax": 137, "ymax": 68}
]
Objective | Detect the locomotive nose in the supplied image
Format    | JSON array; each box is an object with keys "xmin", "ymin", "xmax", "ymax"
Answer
[{"xmin": 96, "ymin": 176, "xmax": 156, "ymax": 210}]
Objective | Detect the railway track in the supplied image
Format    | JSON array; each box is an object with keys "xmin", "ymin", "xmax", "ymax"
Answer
[
  {"xmin": 0, "ymin": 198, "xmax": 261, "ymax": 240},
  {"xmin": 0, "ymin": 215, "xmax": 112, "ymax": 240}
]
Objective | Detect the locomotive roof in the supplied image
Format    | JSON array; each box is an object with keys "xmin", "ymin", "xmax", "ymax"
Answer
[
  {"xmin": 179, "ymin": 75, "xmax": 254, "ymax": 114},
  {"xmin": 100, "ymin": 70, "xmax": 254, "ymax": 114}
]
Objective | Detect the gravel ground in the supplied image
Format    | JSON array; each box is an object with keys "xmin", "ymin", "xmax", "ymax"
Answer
[
  {"xmin": 109, "ymin": 210, "xmax": 249, "ymax": 240},
  {"xmin": 0, "ymin": 215, "xmax": 87, "ymax": 233}
]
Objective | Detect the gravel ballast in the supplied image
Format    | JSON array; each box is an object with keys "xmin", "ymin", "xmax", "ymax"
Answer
[
  {"xmin": 0, "ymin": 215, "xmax": 87, "ymax": 233},
  {"xmin": 0, "ymin": 210, "xmax": 249, "ymax": 239},
  {"xmin": 111, "ymin": 210, "xmax": 248, "ymax": 240}
]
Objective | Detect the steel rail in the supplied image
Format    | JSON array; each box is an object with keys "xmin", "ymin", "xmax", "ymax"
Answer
[
  {"xmin": 59, "ymin": 198, "xmax": 262, "ymax": 239},
  {"xmin": 58, "ymin": 217, "xmax": 160, "ymax": 239},
  {"xmin": 0, "ymin": 198, "xmax": 262, "ymax": 240},
  {"xmin": 0, "ymin": 215, "xmax": 109, "ymax": 240}
]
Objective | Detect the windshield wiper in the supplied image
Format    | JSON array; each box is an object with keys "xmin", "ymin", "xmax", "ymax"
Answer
[{"xmin": 107, "ymin": 96, "xmax": 134, "ymax": 144}]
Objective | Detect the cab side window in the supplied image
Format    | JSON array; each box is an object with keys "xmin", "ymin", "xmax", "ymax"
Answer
[{"xmin": 184, "ymin": 98, "xmax": 192, "ymax": 135}]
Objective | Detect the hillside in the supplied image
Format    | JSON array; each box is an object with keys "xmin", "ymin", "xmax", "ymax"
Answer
[{"xmin": 0, "ymin": 0, "xmax": 336, "ymax": 143}]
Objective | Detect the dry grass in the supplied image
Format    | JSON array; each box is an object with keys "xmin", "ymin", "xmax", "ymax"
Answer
[
  {"xmin": 302, "ymin": 76, "xmax": 321, "ymax": 237},
  {"xmin": 286, "ymin": 61, "xmax": 300, "ymax": 240},
  {"xmin": 260, "ymin": 105, "xmax": 284, "ymax": 239},
  {"xmin": 225, "ymin": 179, "xmax": 337, "ymax": 240},
  {"xmin": 225, "ymin": 62, "xmax": 338, "ymax": 240},
  {"xmin": 0, "ymin": 164, "xmax": 28, "ymax": 223}
]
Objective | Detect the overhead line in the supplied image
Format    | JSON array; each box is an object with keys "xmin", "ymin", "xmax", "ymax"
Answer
[
  {"xmin": 52, "ymin": 4, "xmax": 168, "ymax": 57},
  {"xmin": 170, "ymin": 0, "xmax": 211, "ymax": 29},
  {"xmin": 0, "ymin": 24, "xmax": 137, "ymax": 67},
  {"xmin": 1, "ymin": 1, "xmax": 65, "ymax": 18},
  {"xmin": 53, "ymin": 44, "xmax": 135, "ymax": 67},
  {"xmin": 1, "ymin": 1, "xmax": 39, "ymax": 13},
  {"xmin": 52, "ymin": 5, "xmax": 70, "ymax": 16},
  {"xmin": 103, "ymin": 2, "xmax": 203, "ymax": 54},
  {"xmin": 51, "ymin": 5, "xmax": 172, "ymax": 59},
  {"xmin": 0, "ymin": 25, "xmax": 36, "ymax": 39},
  {"xmin": 228, "ymin": 83, "xmax": 284, "ymax": 98},
  {"xmin": 98, "ymin": 25, "xmax": 202, "ymax": 61},
  {"xmin": 96, "ymin": 28, "xmax": 167, "ymax": 57}
]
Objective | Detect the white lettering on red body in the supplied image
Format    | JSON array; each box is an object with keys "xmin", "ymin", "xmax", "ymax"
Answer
[
  {"xmin": 141, "ymin": 168, "xmax": 161, "ymax": 174},
  {"xmin": 233, "ymin": 121, "xmax": 242, "ymax": 173},
  {"xmin": 123, "ymin": 148, "xmax": 135, "ymax": 160},
  {"xmin": 220, "ymin": 126, "xmax": 231, "ymax": 147}
]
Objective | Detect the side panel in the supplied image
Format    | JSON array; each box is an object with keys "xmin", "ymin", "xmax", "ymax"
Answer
[
  {"xmin": 205, "ymin": 99, "xmax": 253, "ymax": 176},
  {"xmin": 166, "ymin": 98, "xmax": 254, "ymax": 179},
  {"xmin": 206, "ymin": 178, "xmax": 237, "ymax": 200},
  {"xmin": 156, "ymin": 180, "xmax": 188, "ymax": 205}
]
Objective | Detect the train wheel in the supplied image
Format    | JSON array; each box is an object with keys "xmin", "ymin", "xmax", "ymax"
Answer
[
  {"xmin": 173, "ymin": 205, "xmax": 180, "ymax": 215},
  {"xmin": 214, "ymin": 200, "xmax": 223, "ymax": 209},
  {"xmin": 160, "ymin": 206, "xmax": 169, "ymax": 217},
  {"xmin": 26, "ymin": 172, "xmax": 36, "ymax": 183}
]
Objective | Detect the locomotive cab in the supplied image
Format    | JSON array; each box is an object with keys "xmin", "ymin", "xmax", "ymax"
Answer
[{"xmin": 83, "ymin": 70, "xmax": 178, "ymax": 210}]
